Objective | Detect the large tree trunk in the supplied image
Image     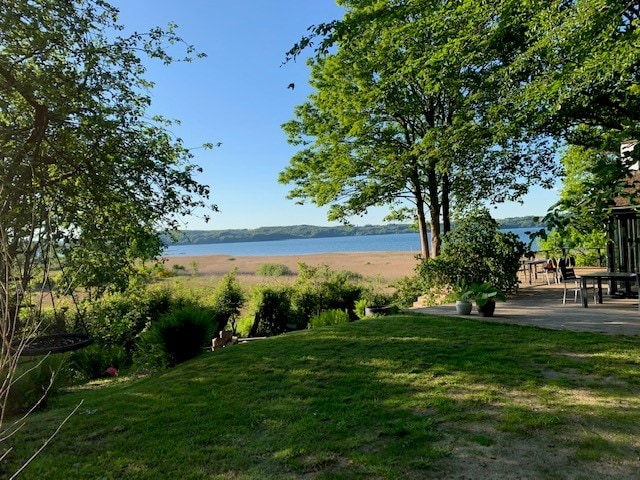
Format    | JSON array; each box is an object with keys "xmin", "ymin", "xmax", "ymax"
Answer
[
  {"xmin": 416, "ymin": 198, "xmax": 430, "ymax": 259},
  {"xmin": 427, "ymin": 167, "xmax": 441, "ymax": 257},
  {"xmin": 441, "ymin": 173, "xmax": 451, "ymax": 234},
  {"xmin": 410, "ymin": 166, "xmax": 430, "ymax": 259}
]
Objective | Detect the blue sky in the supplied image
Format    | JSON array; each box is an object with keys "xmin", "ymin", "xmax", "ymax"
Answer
[{"xmin": 111, "ymin": 0, "xmax": 558, "ymax": 230}]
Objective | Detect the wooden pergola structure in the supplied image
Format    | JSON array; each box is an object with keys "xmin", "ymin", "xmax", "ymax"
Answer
[
  {"xmin": 608, "ymin": 205, "xmax": 640, "ymax": 274},
  {"xmin": 604, "ymin": 141, "xmax": 640, "ymax": 294}
]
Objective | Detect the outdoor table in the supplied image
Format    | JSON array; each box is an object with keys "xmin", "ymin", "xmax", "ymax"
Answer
[
  {"xmin": 579, "ymin": 271, "xmax": 638, "ymax": 309},
  {"xmin": 523, "ymin": 259, "xmax": 547, "ymax": 285}
]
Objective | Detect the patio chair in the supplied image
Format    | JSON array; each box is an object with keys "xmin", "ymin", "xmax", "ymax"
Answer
[
  {"xmin": 542, "ymin": 258, "xmax": 559, "ymax": 285},
  {"xmin": 559, "ymin": 258, "xmax": 594, "ymax": 304}
]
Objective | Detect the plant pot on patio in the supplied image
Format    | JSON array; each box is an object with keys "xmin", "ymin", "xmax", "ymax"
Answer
[
  {"xmin": 455, "ymin": 301, "xmax": 473, "ymax": 315},
  {"xmin": 477, "ymin": 299, "xmax": 496, "ymax": 317},
  {"xmin": 469, "ymin": 283, "xmax": 506, "ymax": 318}
]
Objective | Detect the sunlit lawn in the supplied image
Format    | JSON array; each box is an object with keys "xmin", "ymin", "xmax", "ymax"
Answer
[{"xmin": 4, "ymin": 314, "xmax": 640, "ymax": 479}]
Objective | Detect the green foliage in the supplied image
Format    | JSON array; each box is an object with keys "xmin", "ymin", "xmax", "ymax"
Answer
[
  {"xmin": 308, "ymin": 309, "xmax": 350, "ymax": 329},
  {"xmin": 248, "ymin": 285, "xmax": 293, "ymax": 337},
  {"xmin": 0, "ymin": 0, "xmax": 213, "ymax": 303},
  {"xmin": 150, "ymin": 305, "xmax": 215, "ymax": 366},
  {"xmin": 417, "ymin": 209, "xmax": 526, "ymax": 294},
  {"xmin": 234, "ymin": 314, "xmax": 255, "ymax": 338},
  {"xmin": 361, "ymin": 290, "xmax": 393, "ymax": 308},
  {"xmin": 190, "ymin": 261, "xmax": 199, "ymax": 276},
  {"xmin": 211, "ymin": 269, "xmax": 244, "ymax": 335},
  {"xmin": 281, "ymin": 2, "xmax": 563, "ymax": 257},
  {"xmin": 538, "ymin": 146, "xmax": 611, "ymax": 258},
  {"xmin": 354, "ymin": 298, "xmax": 368, "ymax": 319},
  {"xmin": 255, "ymin": 263, "xmax": 292, "ymax": 276},
  {"xmin": 82, "ymin": 287, "xmax": 175, "ymax": 362},
  {"xmin": 290, "ymin": 263, "xmax": 363, "ymax": 326},
  {"xmin": 6, "ymin": 355, "xmax": 68, "ymax": 416},
  {"xmin": 69, "ymin": 344, "xmax": 127, "ymax": 381},
  {"xmin": 132, "ymin": 330, "xmax": 171, "ymax": 372},
  {"xmin": 7, "ymin": 315, "xmax": 640, "ymax": 478},
  {"xmin": 538, "ymin": 230, "xmax": 606, "ymax": 267},
  {"xmin": 463, "ymin": 283, "xmax": 507, "ymax": 308},
  {"xmin": 391, "ymin": 275, "xmax": 424, "ymax": 308}
]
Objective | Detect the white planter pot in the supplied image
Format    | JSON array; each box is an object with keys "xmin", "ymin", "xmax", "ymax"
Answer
[{"xmin": 455, "ymin": 301, "xmax": 472, "ymax": 315}]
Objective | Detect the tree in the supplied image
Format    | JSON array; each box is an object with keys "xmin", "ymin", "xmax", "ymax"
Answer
[
  {"xmin": 281, "ymin": 0, "xmax": 558, "ymax": 258},
  {"xmin": 489, "ymin": 1, "xmax": 640, "ymax": 259},
  {"xmin": 0, "ymin": 0, "xmax": 213, "ymax": 470},
  {"xmin": 492, "ymin": 0, "xmax": 639, "ymax": 152}
]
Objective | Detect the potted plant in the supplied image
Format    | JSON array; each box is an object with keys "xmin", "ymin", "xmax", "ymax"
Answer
[
  {"xmin": 453, "ymin": 281, "xmax": 474, "ymax": 315},
  {"xmin": 468, "ymin": 282, "xmax": 507, "ymax": 317}
]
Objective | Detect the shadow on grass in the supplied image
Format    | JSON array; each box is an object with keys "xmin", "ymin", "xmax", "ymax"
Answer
[{"xmin": 5, "ymin": 314, "xmax": 640, "ymax": 479}]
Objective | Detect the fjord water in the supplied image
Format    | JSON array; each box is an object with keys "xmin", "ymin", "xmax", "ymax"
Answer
[{"xmin": 163, "ymin": 228, "xmax": 536, "ymax": 257}]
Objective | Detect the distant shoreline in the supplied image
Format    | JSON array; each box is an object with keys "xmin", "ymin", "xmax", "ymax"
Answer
[{"xmin": 163, "ymin": 218, "xmax": 543, "ymax": 246}]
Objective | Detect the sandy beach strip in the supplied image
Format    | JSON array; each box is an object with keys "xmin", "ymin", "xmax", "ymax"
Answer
[{"xmin": 161, "ymin": 251, "xmax": 420, "ymax": 283}]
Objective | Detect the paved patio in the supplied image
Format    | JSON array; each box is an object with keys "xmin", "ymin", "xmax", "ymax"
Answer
[{"xmin": 409, "ymin": 280, "xmax": 640, "ymax": 337}]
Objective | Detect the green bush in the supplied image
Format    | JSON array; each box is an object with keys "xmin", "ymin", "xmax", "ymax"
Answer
[
  {"xmin": 153, "ymin": 305, "xmax": 215, "ymax": 366},
  {"xmin": 290, "ymin": 263, "xmax": 364, "ymax": 326},
  {"xmin": 354, "ymin": 298, "xmax": 368, "ymax": 319},
  {"xmin": 6, "ymin": 355, "xmax": 69, "ymax": 415},
  {"xmin": 81, "ymin": 287, "xmax": 176, "ymax": 363},
  {"xmin": 235, "ymin": 314, "xmax": 255, "ymax": 337},
  {"xmin": 255, "ymin": 263, "xmax": 291, "ymax": 276},
  {"xmin": 132, "ymin": 328, "xmax": 170, "ymax": 371},
  {"xmin": 211, "ymin": 269, "xmax": 244, "ymax": 334},
  {"xmin": 69, "ymin": 344, "xmax": 127, "ymax": 381},
  {"xmin": 392, "ymin": 275, "xmax": 424, "ymax": 308},
  {"xmin": 248, "ymin": 285, "xmax": 293, "ymax": 337},
  {"xmin": 308, "ymin": 309, "xmax": 350, "ymax": 329},
  {"xmin": 417, "ymin": 208, "xmax": 526, "ymax": 295}
]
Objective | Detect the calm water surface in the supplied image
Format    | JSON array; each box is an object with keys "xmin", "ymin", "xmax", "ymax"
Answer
[{"xmin": 163, "ymin": 228, "xmax": 536, "ymax": 257}]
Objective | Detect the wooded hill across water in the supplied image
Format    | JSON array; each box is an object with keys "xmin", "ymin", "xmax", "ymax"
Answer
[{"xmin": 163, "ymin": 216, "xmax": 543, "ymax": 245}]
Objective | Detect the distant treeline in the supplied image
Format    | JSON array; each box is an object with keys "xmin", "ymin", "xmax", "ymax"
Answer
[
  {"xmin": 497, "ymin": 216, "xmax": 545, "ymax": 229},
  {"xmin": 163, "ymin": 216, "xmax": 543, "ymax": 245}
]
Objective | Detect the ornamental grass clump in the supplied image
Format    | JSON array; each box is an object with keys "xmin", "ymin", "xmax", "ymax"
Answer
[
  {"xmin": 308, "ymin": 309, "xmax": 350, "ymax": 329},
  {"xmin": 138, "ymin": 305, "xmax": 215, "ymax": 368}
]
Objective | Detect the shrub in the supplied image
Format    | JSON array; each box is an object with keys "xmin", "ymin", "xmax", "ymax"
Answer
[
  {"xmin": 290, "ymin": 263, "xmax": 364, "ymax": 326},
  {"xmin": 417, "ymin": 208, "xmax": 526, "ymax": 295},
  {"xmin": 6, "ymin": 355, "xmax": 69, "ymax": 415},
  {"xmin": 132, "ymin": 328, "xmax": 170, "ymax": 371},
  {"xmin": 354, "ymin": 299, "xmax": 368, "ymax": 319},
  {"xmin": 69, "ymin": 344, "xmax": 127, "ymax": 381},
  {"xmin": 308, "ymin": 309, "xmax": 350, "ymax": 329},
  {"xmin": 152, "ymin": 305, "xmax": 215, "ymax": 366},
  {"xmin": 392, "ymin": 275, "xmax": 424, "ymax": 308},
  {"xmin": 255, "ymin": 263, "xmax": 291, "ymax": 276},
  {"xmin": 235, "ymin": 314, "xmax": 255, "ymax": 337},
  {"xmin": 172, "ymin": 264, "xmax": 186, "ymax": 274},
  {"xmin": 248, "ymin": 285, "xmax": 293, "ymax": 337},
  {"xmin": 81, "ymin": 287, "xmax": 176, "ymax": 363},
  {"xmin": 211, "ymin": 269, "xmax": 244, "ymax": 334},
  {"xmin": 361, "ymin": 290, "xmax": 394, "ymax": 307}
]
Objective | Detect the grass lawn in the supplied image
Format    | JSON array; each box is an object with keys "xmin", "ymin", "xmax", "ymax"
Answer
[{"xmin": 3, "ymin": 314, "xmax": 640, "ymax": 479}]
